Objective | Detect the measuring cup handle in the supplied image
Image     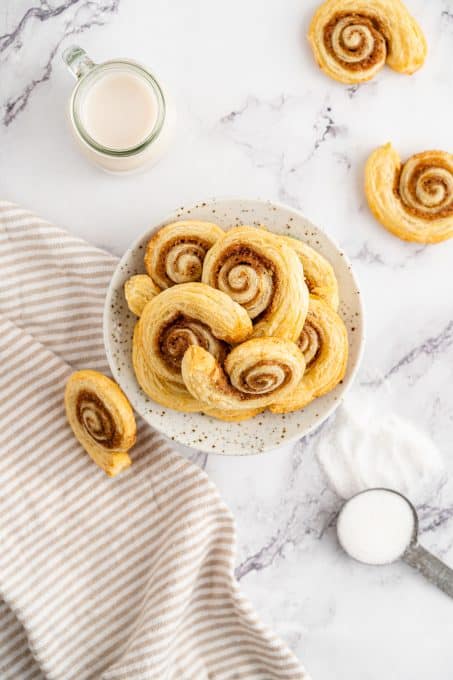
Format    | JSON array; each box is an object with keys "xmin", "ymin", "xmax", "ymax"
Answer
[
  {"xmin": 403, "ymin": 544, "xmax": 453, "ymax": 598},
  {"xmin": 62, "ymin": 45, "xmax": 96, "ymax": 79}
]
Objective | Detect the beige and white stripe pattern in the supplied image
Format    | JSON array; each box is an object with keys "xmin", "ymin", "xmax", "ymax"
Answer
[{"xmin": 0, "ymin": 202, "xmax": 307, "ymax": 680}]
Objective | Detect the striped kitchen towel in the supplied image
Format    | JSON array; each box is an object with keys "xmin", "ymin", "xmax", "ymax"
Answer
[{"xmin": 0, "ymin": 202, "xmax": 308, "ymax": 680}]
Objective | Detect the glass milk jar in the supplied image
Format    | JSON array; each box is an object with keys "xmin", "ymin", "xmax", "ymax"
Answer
[{"xmin": 62, "ymin": 46, "xmax": 174, "ymax": 173}]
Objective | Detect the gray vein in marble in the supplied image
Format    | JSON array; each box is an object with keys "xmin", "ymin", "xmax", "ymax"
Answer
[
  {"xmin": 235, "ymin": 438, "xmax": 336, "ymax": 582},
  {"xmin": 276, "ymin": 153, "xmax": 303, "ymax": 210},
  {"xmin": 366, "ymin": 320, "xmax": 453, "ymax": 387},
  {"xmin": 333, "ymin": 151, "xmax": 351, "ymax": 170},
  {"xmin": 235, "ymin": 488, "xmax": 336, "ymax": 582},
  {"xmin": 220, "ymin": 94, "xmax": 288, "ymax": 126},
  {"xmin": 235, "ymin": 504, "xmax": 301, "ymax": 581},
  {"xmin": 351, "ymin": 241, "xmax": 426, "ymax": 269},
  {"xmin": 220, "ymin": 94, "xmax": 345, "ymax": 164},
  {"xmin": 220, "ymin": 95, "xmax": 305, "ymax": 209},
  {"xmin": 418, "ymin": 503, "xmax": 453, "ymax": 534},
  {"xmin": 5, "ymin": 41, "xmax": 58, "ymax": 126},
  {"xmin": 441, "ymin": 9, "xmax": 453, "ymax": 24},
  {"xmin": 346, "ymin": 84, "xmax": 359, "ymax": 99},
  {"xmin": 0, "ymin": 0, "xmax": 80, "ymax": 53},
  {"xmin": 352, "ymin": 242, "xmax": 385, "ymax": 266},
  {"xmin": 308, "ymin": 105, "xmax": 346, "ymax": 161},
  {"xmin": 290, "ymin": 419, "xmax": 332, "ymax": 476},
  {"xmin": 312, "ymin": 107, "xmax": 334, "ymax": 152},
  {"xmin": 219, "ymin": 94, "xmax": 350, "ymax": 210},
  {"xmin": 2, "ymin": 0, "xmax": 120, "ymax": 126}
]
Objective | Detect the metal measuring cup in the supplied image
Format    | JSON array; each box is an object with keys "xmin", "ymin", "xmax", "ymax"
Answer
[{"xmin": 337, "ymin": 488, "xmax": 453, "ymax": 598}]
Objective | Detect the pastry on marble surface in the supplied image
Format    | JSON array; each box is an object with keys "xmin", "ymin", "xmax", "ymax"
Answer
[
  {"xmin": 202, "ymin": 226, "xmax": 309, "ymax": 341},
  {"xmin": 280, "ymin": 235, "xmax": 339, "ymax": 310},
  {"xmin": 181, "ymin": 337, "xmax": 305, "ymax": 414},
  {"xmin": 65, "ymin": 370, "xmax": 136, "ymax": 476},
  {"xmin": 124, "ymin": 274, "xmax": 160, "ymax": 316},
  {"xmin": 308, "ymin": 0, "xmax": 427, "ymax": 84},
  {"xmin": 365, "ymin": 143, "xmax": 453, "ymax": 243},
  {"xmin": 132, "ymin": 282, "xmax": 252, "ymax": 412},
  {"xmin": 144, "ymin": 220, "xmax": 224, "ymax": 289},
  {"xmin": 270, "ymin": 297, "xmax": 348, "ymax": 414}
]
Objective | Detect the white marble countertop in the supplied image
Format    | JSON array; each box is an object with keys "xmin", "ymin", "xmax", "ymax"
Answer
[{"xmin": 2, "ymin": 1, "xmax": 453, "ymax": 678}]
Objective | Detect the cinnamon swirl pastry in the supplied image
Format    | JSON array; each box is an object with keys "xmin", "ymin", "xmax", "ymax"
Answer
[
  {"xmin": 133, "ymin": 329, "xmax": 203, "ymax": 412},
  {"xmin": 181, "ymin": 338, "xmax": 305, "ymax": 414},
  {"xmin": 65, "ymin": 370, "xmax": 136, "ymax": 476},
  {"xmin": 280, "ymin": 235, "xmax": 339, "ymax": 310},
  {"xmin": 308, "ymin": 0, "xmax": 427, "ymax": 84},
  {"xmin": 202, "ymin": 226, "xmax": 309, "ymax": 341},
  {"xmin": 124, "ymin": 274, "xmax": 160, "ymax": 316},
  {"xmin": 365, "ymin": 144, "xmax": 453, "ymax": 243},
  {"xmin": 270, "ymin": 297, "xmax": 348, "ymax": 414},
  {"xmin": 132, "ymin": 282, "xmax": 252, "ymax": 412},
  {"xmin": 145, "ymin": 220, "xmax": 224, "ymax": 289}
]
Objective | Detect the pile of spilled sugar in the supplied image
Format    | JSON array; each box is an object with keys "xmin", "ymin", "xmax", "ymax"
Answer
[{"xmin": 314, "ymin": 396, "xmax": 445, "ymax": 504}]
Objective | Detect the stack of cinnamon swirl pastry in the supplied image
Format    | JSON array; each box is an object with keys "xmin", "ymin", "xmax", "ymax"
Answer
[{"xmin": 126, "ymin": 220, "xmax": 348, "ymax": 421}]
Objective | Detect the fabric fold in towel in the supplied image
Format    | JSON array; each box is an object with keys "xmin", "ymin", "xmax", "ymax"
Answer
[{"xmin": 0, "ymin": 202, "xmax": 307, "ymax": 680}]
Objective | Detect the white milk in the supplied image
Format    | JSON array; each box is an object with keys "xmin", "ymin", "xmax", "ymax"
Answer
[
  {"xmin": 64, "ymin": 49, "xmax": 174, "ymax": 173},
  {"xmin": 337, "ymin": 489, "xmax": 415, "ymax": 565},
  {"xmin": 81, "ymin": 71, "xmax": 158, "ymax": 150}
]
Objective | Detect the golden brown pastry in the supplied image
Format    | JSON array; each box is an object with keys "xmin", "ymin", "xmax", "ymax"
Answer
[
  {"xmin": 280, "ymin": 235, "xmax": 339, "ymax": 310},
  {"xmin": 308, "ymin": 0, "xmax": 427, "ymax": 84},
  {"xmin": 132, "ymin": 282, "xmax": 253, "ymax": 412},
  {"xmin": 133, "ymin": 331, "xmax": 264, "ymax": 421},
  {"xmin": 144, "ymin": 220, "xmax": 224, "ymax": 289},
  {"xmin": 65, "ymin": 370, "xmax": 136, "ymax": 476},
  {"xmin": 203, "ymin": 405, "xmax": 264, "ymax": 422},
  {"xmin": 124, "ymin": 274, "xmax": 160, "ymax": 316},
  {"xmin": 365, "ymin": 143, "xmax": 453, "ymax": 243},
  {"xmin": 133, "ymin": 328, "xmax": 203, "ymax": 412},
  {"xmin": 270, "ymin": 297, "xmax": 348, "ymax": 414},
  {"xmin": 181, "ymin": 338, "xmax": 305, "ymax": 414},
  {"xmin": 202, "ymin": 226, "xmax": 309, "ymax": 341}
]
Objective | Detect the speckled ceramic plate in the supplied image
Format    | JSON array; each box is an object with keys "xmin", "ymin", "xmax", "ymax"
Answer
[{"xmin": 104, "ymin": 198, "xmax": 364, "ymax": 455}]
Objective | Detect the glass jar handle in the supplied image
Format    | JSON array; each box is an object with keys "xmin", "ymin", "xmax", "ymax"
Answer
[{"xmin": 62, "ymin": 45, "xmax": 96, "ymax": 79}]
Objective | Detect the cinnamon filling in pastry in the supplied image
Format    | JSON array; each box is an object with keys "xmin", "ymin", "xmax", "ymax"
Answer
[
  {"xmin": 298, "ymin": 323, "xmax": 322, "ymax": 368},
  {"xmin": 212, "ymin": 245, "xmax": 276, "ymax": 319},
  {"xmin": 323, "ymin": 13, "xmax": 387, "ymax": 70},
  {"xmin": 158, "ymin": 314, "xmax": 228, "ymax": 371},
  {"xmin": 213, "ymin": 360, "xmax": 291, "ymax": 401},
  {"xmin": 395, "ymin": 159, "xmax": 453, "ymax": 220},
  {"xmin": 76, "ymin": 390, "xmax": 120, "ymax": 449},
  {"xmin": 235, "ymin": 360, "xmax": 291, "ymax": 394},
  {"xmin": 157, "ymin": 238, "xmax": 212, "ymax": 284}
]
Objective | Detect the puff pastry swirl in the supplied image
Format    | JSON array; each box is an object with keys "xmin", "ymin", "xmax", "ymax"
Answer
[
  {"xmin": 65, "ymin": 370, "xmax": 136, "ymax": 476},
  {"xmin": 365, "ymin": 143, "xmax": 453, "ymax": 243},
  {"xmin": 124, "ymin": 274, "xmax": 160, "ymax": 316},
  {"xmin": 182, "ymin": 338, "xmax": 305, "ymax": 414},
  {"xmin": 202, "ymin": 226, "xmax": 309, "ymax": 341},
  {"xmin": 133, "ymin": 314, "xmax": 260, "ymax": 420},
  {"xmin": 132, "ymin": 282, "xmax": 252, "ymax": 412},
  {"xmin": 145, "ymin": 220, "xmax": 224, "ymax": 289},
  {"xmin": 308, "ymin": 0, "xmax": 427, "ymax": 84},
  {"xmin": 270, "ymin": 297, "xmax": 348, "ymax": 414},
  {"xmin": 280, "ymin": 235, "xmax": 339, "ymax": 310}
]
